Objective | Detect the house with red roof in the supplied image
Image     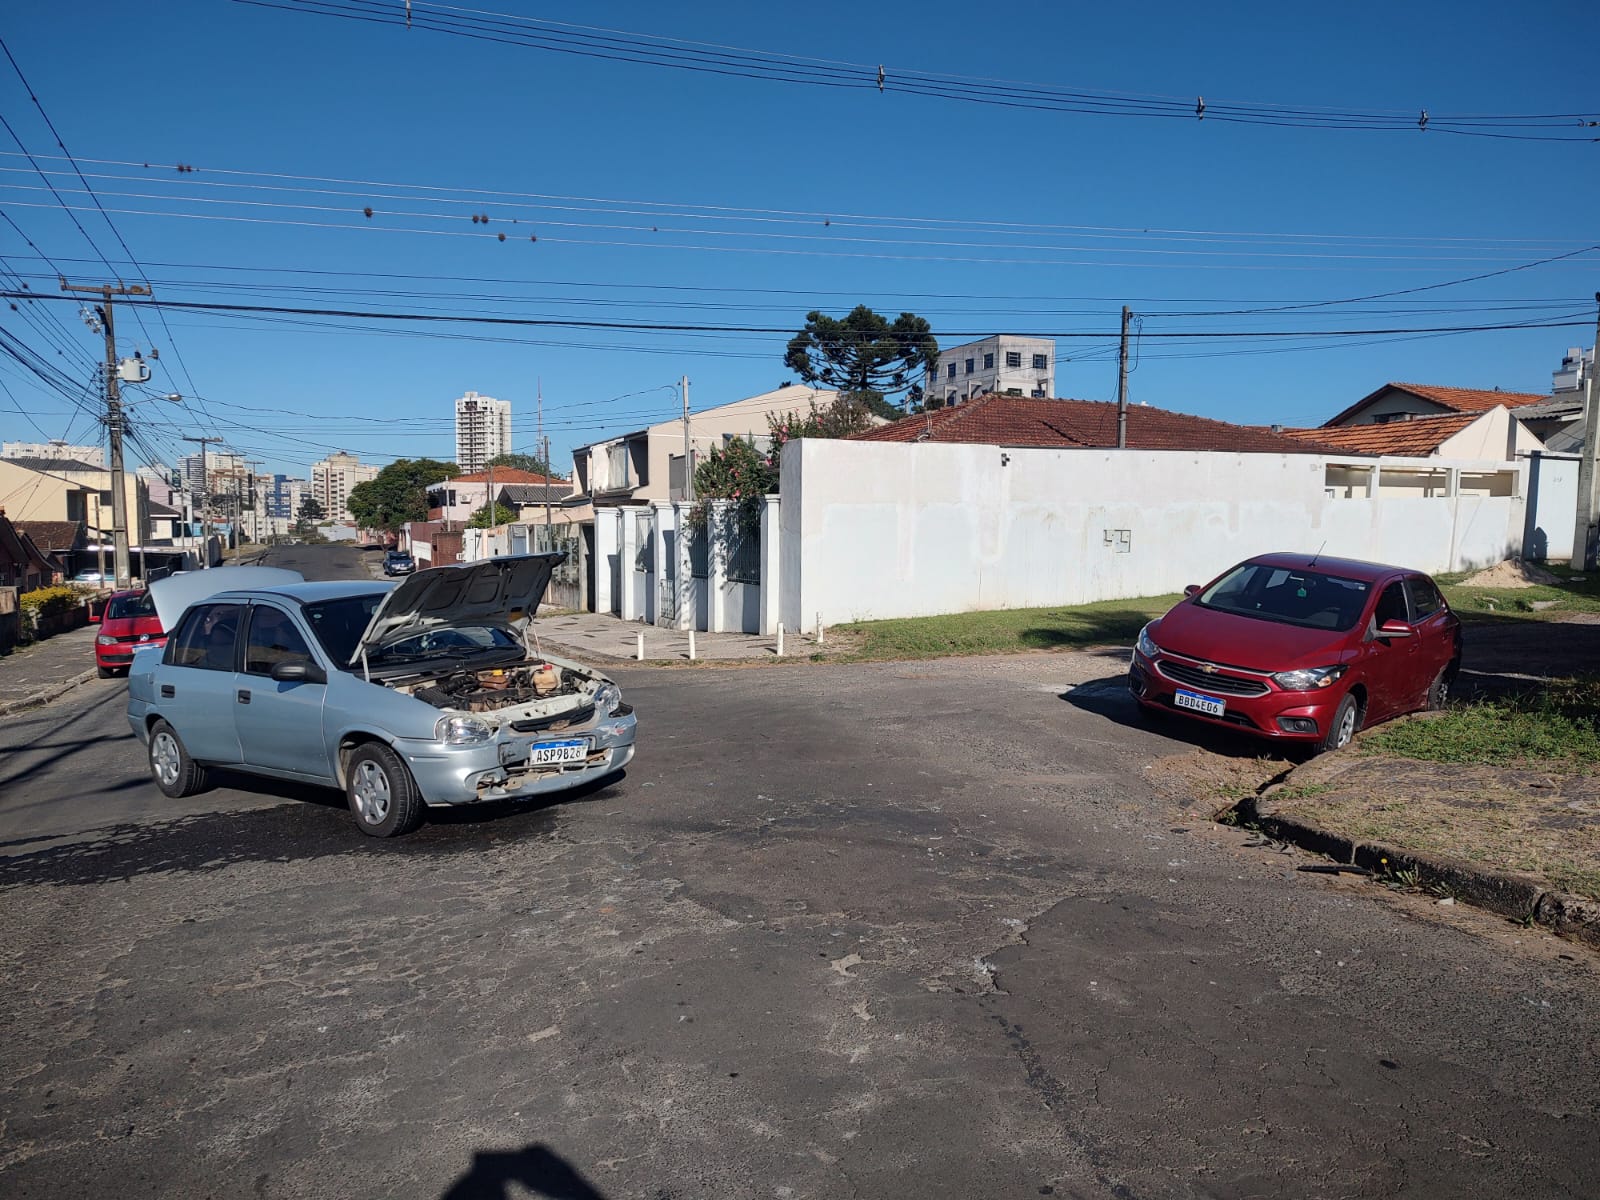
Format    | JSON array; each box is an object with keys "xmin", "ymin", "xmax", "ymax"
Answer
[
  {"xmin": 1322, "ymin": 382, "xmax": 1550, "ymax": 428},
  {"xmin": 1283, "ymin": 405, "xmax": 1545, "ymax": 461}
]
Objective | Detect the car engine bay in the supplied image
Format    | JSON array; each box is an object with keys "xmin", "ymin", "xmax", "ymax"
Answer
[{"xmin": 407, "ymin": 663, "xmax": 581, "ymax": 713}]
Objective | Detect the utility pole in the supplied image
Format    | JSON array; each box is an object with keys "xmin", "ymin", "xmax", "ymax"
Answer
[
  {"xmin": 681, "ymin": 375, "xmax": 693, "ymax": 500},
  {"xmin": 1116, "ymin": 305, "xmax": 1131, "ymax": 450},
  {"xmin": 244, "ymin": 459, "xmax": 265, "ymax": 547},
  {"xmin": 543, "ymin": 434, "xmax": 554, "ymax": 533},
  {"xmin": 182, "ymin": 434, "xmax": 223, "ymax": 568},
  {"xmin": 62, "ymin": 278, "xmax": 149, "ymax": 589},
  {"xmin": 1573, "ymin": 295, "xmax": 1600, "ymax": 570}
]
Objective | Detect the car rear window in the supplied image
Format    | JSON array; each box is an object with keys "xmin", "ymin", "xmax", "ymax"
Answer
[
  {"xmin": 105, "ymin": 592, "xmax": 156, "ymax": 621},
  {"xmin": 1197, "ymin": 563, "xmax": 1371, "ymax": 631}
]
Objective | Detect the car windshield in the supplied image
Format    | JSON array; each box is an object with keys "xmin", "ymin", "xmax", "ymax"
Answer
[
  {"xmin": 105, "ymin": 592, "xmax": 156, "ymax": 621},
  {"xmin": 370, "ymin": 624, "xmax": 520, "ymax": 662},
  {"xmin": 1196, "ymin": 563, "xmax": 1371, "ymax": 631},
  {"xmin": 302, "ymin": 593, "xmax": 386, "ymax": 663}
]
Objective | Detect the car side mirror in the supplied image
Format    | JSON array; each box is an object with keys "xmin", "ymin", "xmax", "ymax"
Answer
[
  {"xmin": 1375, "ymin": 620, "xmax": 1412, "ymax": 639},
  {"xmin": 271, "ymin": 660, "xmax": 327, "ymax": 684},
  {"xmin": 1183, "ymin": 584, "xmax": 1201, "ymax": 599}
]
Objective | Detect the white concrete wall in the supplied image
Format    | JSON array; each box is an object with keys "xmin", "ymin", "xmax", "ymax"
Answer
[
  {"xmin": 1437, "ymin": 406, "xmax": 1545, "ymax": 461},
  {"xmin": 1524, "ymin": 454, "xmax": 1579, "ymax": 562},
  {"xmin": 779, "ymin": 440, "xmax": 1527, "ymax": 628}
]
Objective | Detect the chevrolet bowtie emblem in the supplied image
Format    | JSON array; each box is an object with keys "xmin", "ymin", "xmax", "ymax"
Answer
[{"xmin": 1199, "ymin": 663, "xmax": 1217, "ymax": 674}]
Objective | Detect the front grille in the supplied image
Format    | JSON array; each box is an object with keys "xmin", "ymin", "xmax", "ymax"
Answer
[
  {"xmin": 510, "ymin": 704, "xmax": 596, "ymax": 734},
  {"xmin": 1156, "ymin": 659, "xmax": 1270, "ymax": 697}
]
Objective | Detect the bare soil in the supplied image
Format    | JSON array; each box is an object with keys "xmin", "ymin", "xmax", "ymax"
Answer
[{"xmin": 1459, "ymin": 559, "xmax": 1561, "ymax": 588}]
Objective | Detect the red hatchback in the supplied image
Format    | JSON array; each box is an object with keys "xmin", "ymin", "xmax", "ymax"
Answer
[
  {"xmin": 95, "ymin": 589, "xmax": 167, "ymax": 677},
  {"xmin": 1129, "ymin": 553, "xmax": 1462, "ymax": 753}
]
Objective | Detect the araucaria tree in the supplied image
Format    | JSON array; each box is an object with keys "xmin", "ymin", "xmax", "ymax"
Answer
[{"xmin": 783, "ymin": 306, "xmax": 938, "ymax": 419}]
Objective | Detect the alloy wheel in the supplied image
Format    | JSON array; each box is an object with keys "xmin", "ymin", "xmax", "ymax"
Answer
[
  {"xmin": 352, "ymin": 760, "xmax": 392, "ymax": 825},
  {"xmin": 151, "ymin": 731, "xmax": 181, "ymax": 787}
]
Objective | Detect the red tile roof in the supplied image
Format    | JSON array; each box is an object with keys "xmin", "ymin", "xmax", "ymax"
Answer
[
  {"xmin": 1281, "ymin": 412, "xmax": 1482, "ymax": 457},
  {"xmin": 1323, "ymin": 382, "xmax": 1547, "ymax": 426},
  {"xmin": 850, "ymin": 394, "xmax": 1341, "ymax": 454}
]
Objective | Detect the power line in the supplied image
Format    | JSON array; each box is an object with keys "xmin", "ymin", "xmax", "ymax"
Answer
[{"xmin": 231, "ymin": 0, "xmax": 1599, "ymax": 142}]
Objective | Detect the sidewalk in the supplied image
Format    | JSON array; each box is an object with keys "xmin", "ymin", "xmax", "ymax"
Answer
[
  {"xmin": 0, "ymin": 625, "xmax": 102, "ymax": 716},
  {"xmin": 534, "ymin": 610, "xmax": 818, "ymax": 663}
]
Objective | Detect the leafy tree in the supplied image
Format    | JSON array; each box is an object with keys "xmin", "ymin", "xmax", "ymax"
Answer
[
  {"xmin": 783, "ymin": 305, "xmax": 938, "ymax": 419},
  {"xmin": 293, "ymin": 496, "xmax": 325, "ymax": 538},
  {"xmin": 346, "ymin": 458, "xmax": 457, "ymax": 532},
  {"xmin": 467, "ymin": 501, "xmax": 519, "ymax": 529},
  {"xmin": 484, "ymin": 451, "xmax": 555, "ymax": 477}
]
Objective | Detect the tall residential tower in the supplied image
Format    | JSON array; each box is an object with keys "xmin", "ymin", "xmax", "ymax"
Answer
[{"xmin": 454, "ymin": 392, "xmax": 512, "ymax": 473}]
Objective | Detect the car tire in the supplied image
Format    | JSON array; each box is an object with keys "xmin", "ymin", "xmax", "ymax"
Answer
[
  {"xmin": 345, "ymin": 742, "xmax": 425, "ymax": 838},
  {"xmin": 1427, "ymin": 661, "xmax": 1458, "ymax": 711},
  {"xmin": 1319, "ymin": 693, "xmax": 1360, "ymax": 754},
  {"xmin": 148, "ymin": 719, "xmax": 209, "ymax": 798},
  {"xmin": 96, "ymin": 664, "xmax": 114, "ymax": 679}
]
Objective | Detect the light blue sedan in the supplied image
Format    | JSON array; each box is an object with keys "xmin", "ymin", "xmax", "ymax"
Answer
[{"xmin": 126, "ymin": 555, "xmax": 636, "ymax": 836}]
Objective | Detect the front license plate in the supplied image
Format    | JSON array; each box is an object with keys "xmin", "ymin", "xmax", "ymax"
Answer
[
  {"xmin": 1174, "ymin": 688, "xmax": 1226, "ymax": 718},
  {"xmin": 529, "ymin": 738, "xmax": 588, "ymax": 766}
]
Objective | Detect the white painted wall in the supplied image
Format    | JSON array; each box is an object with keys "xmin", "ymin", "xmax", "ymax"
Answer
[
  {"xmin": 1524, "ymin": 454, "xmax": 1579, "ymax": 563},
  {"xmin": 779, "ymin": 440, "xmax": 1528, "ymax": 628}
]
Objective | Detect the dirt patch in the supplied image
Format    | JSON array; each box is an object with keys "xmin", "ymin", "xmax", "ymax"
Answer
[
  {"xmin": 1145, "ymin": 746, "xmax": 1289, "ymax": 814},
  {"xmin": 1460, "ymin": 560, "xmax": 1561, "ymax": 588},
  {"xmin": 1259, "ymin": 755, "xmax": 1600, "ymax": 902}
]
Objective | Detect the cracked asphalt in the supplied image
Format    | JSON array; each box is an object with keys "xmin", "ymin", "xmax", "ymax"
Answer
[{"xmin": 2, "ymin": 550, "xmax": 1597, "ymax": 1198}]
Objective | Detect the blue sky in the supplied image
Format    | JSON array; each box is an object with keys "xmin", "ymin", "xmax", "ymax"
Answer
[{"xmin": 1, "ymin": 0, "xmax": 1594, "ymax": 480}]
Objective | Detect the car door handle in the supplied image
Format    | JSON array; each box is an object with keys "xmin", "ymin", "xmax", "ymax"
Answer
[
  {"xmin": 160, "ymin": 684, "xmax": 175, "ymax": 698},
  {"xmin": 237, "ymin": 689, "xmax": 251, "ymax": 704}
]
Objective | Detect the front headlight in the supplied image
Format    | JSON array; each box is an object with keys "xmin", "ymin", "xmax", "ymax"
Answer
[
  {"xmin": 435, "ymin": 714, "xmax": 493, "ymax": 745},
  {"xmin": 1272, "ymin": 665, "xmax": 1347, "ymax": 692},
  {"xmin": 96, "ymin": 635, "xmax": 117, "ymax": 646},
  {"xmin": 592, "ymin": 682, "xmax": 623, "ymax": 715},
  {"xmin": 1135, "ymin": 623, "xmax": 1159, "ymax": 659}
]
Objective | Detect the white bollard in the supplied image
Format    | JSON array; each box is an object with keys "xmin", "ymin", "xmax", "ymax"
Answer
[
  {"xmin": 816, "ymin": 612, "xmax": 825, "ymax": 645},
  {"xmin": 776, "ymin": 623, "xmax": 785, "ymax": 657},
  {"xmin": 688, "ymin": 629, "xmax": 697, "ymax": 660},
  {"xmin": 636, "ymin": 631, "xmax": 645, "ymax": 661}
]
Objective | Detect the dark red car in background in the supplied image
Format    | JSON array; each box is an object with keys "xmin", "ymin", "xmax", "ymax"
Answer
[
  {"xmin": 1129, "ymin": 553, "xmax": 1462, "ymax": 753},
  {"xmin": 94, "ymin": 589, "xmax": 166, "ymax": 677}
]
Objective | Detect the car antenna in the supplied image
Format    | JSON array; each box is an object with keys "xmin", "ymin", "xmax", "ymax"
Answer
[{"xmin": 1307, "ymin": 540, "xmax": 1327, "ymax": 567}]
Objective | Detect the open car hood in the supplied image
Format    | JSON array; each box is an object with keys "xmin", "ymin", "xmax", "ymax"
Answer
[
  {"xmin": 149, "ymin": 566, "xmax": 305, "ymax": 632},
  {"xmin": 351, "ymin": 552, "xmax": 563, "ymax": 666}
]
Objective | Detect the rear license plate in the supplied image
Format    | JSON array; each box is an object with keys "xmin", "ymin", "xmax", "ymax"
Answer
[
  {"xmin": 529, "ymin": 738, "xmax": 588, "ymax": 766},
  {"xmin": 1174, "ymin": 688, "xmax": 1226, "ymax": 718}
]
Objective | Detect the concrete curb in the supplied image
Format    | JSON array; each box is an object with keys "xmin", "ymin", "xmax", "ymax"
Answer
[
  {"xmin": 0, "ymin": 668, "xmax": 99, "ymax": 719},
  {"xmin": 1236, "ymin": 766, "xmax": 1600, "ymax": 953}
]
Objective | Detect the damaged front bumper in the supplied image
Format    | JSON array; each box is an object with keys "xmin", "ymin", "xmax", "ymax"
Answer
[{"xmin": 395, "ymin": 707, "xmax": 637, "ymax": 805}]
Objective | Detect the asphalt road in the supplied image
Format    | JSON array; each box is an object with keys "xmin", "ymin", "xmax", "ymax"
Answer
[{"xmin": 2, "ymin": 547, "xmax": 1596, "ymax": 1198}]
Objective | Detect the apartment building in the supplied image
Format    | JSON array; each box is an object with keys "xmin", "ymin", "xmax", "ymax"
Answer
[
  {"xmin": 311, "ymin": 451, "xmax": 378, "ymax": 522},
  {"xmin": 454, "ymin": 391, "xmax": 513, "ymax": 474},
  {"xmin": 925, "ymin": 335, "xmax": 1056, "ymax": 408}
]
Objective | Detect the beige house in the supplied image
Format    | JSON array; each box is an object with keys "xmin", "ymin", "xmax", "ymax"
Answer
[
  {"xmin": 570, "ymin": 384, "xmax": 839, "ymax": 507},
  {"xmin": 0, "ymin": 455, "xmax": 148, "ymax": 545}
]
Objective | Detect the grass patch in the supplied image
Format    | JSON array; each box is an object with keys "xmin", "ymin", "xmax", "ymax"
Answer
[
  {"xmin": 1369, "ymin": 677, "xmax": 1600, "ymax": 767},
  {"xmin": 830, "ymin": 594, "xmax": 1181, "ymax": 661},
  {"xmin": 1438, "ymin": 563, "xmax": 1600, "ymax": 621}
]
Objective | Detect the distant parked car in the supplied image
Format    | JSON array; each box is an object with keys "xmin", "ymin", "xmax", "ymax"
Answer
[
  {"xmin": 383, "ymin": 550, "xmax": 416, "ymax": 576},
  {"xmin": 1128, "ymin": 553, "xmax": 1462, "ymax": 753},
  {"xmin": 95, "ymin": 589, "xmax": 166, "ymax": 677},
  {"xmin": 127, "ymin": 555, "xmax": 636, "ymax": 837},
  {"xmin": 72, "ymin": 569, "xmax": 106, "ymax": 585}
]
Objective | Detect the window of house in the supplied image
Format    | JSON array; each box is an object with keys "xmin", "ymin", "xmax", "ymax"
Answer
[
  {"xmin": 947, "ymin": 362, "xmax": 956, "ymax": 379},
  {"xmin": 1005, "ymin": 351, "xmax": 1022, "ymax": 368},
  {"xmin": 1032, "ymin": 354, "xmax": 1048, "ymax": 370},
  {"xmin": 965, "ymin": 358, "xmax": 975, "ymax": 375},
  {"xmin": 983, "ymin": 353, "xmax": 994, "ymax": 369},
  {"xmin": 1031, "ymin": 386, "xmax": 1046, "ymax": 398},
  {"xmin": 1005, "ymin": 388, "xmax": 1023, "ymax": 396},
  {"xmin": 947, "ymin": 391, "xmax": 957, "ymax": 406}
]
